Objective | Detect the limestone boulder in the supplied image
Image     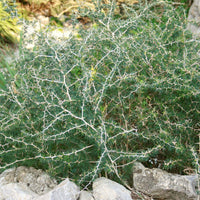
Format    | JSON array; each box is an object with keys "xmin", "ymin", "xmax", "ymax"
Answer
[
  {"xmin": 187, "ymin": 0, "xmax": 200, "ymax": 36},
  {"xmin": 133, "ymin": 162, "xmax": 198, "ymax": 200},
  {"xmin": 36, "ymin": 178, "xmax": 80, "ymax": 200},
  {"xmin": 0, "ymin": 166, "xmax": 57, "ymax": 195},
  {"xmin": 93, "ymin": 177, "xmax": 132, "ymax": 200},
  {"xmin": 79, "ymin": 190, "xmax": 94, "ymax": 200},
  {"xmin": 0, "ymin": 183, "xmax": 39, "ymax": 200}
]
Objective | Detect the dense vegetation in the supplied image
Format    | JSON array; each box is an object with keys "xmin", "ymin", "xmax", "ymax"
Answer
[
  {"xmin": 0, "ymin": 0, "xmax": 199, "ymax": 189},
  {"xmin": 0, "ymin": 0, "xmax": 19, "ymax": 45}
]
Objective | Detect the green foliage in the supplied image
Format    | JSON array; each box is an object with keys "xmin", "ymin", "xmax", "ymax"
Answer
[
  {"xmin": 0, "ymin": 0, "xmax": 199, "ymax": 188},
  {"xmin": 0, "ymin": 0, "xmax": 20, "ymax": 44}
]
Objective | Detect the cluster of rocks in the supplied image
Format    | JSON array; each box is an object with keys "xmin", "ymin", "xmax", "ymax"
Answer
[{"xmin": 0, "ymin": 162, "xmax": 198, "ymax": 200}]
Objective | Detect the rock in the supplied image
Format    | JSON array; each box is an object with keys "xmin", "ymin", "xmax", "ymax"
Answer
[
  {"xmin": 0, "ymin": 167, "xmax": 79, "ymax": 200},
  {"xmin": 37, "ymin": 15, "xmax": 49, "ymax": 26},
  {"xmin": 187, "ymin": 0, "xmax": 200, "ymax": 36},
  {"xmin": 3, "ymin": 47, "xmax": 19, "ymax": 64},
  {"xmin": 132, "ymin": 161, "xmax": 145, "ymax": 173},
  {"xmin": 36, "ymin": 178, "xmax": 80, "ymax": 200},
  {"xmin": 21, "ymin": 20, "xmax": 77, "ymax": 50},
  {"xmin": 93, "ymin": 177, "xmax": 132, "ymax": 200},
  {"xmin": 0, "ymin": 183, "xmax": 39, "ymax": 200},
  {"xmin": 0, "ymin": 167, "xmax": 16, "ymax": 185},
  {"xmin": 79, "ymin": 190, "xmax": 94, "ymax": 200},
  {"xmin": 133, "ymin": 162, "xmax": 198, "ymax": 200},
  {"xmin": 0, "ymin": 166, "xmax": 57, "ymax": 195},
  {"xmin": 0, "ymin": 165, "xmax": 198, "ymax": 200}
]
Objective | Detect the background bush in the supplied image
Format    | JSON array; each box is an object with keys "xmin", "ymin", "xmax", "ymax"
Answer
[
  {"xmin": 0, "ymin": 0, "xmax": 20, "ymax": 45},
  {"xmin": 16, "ymin": 0, "xmax": 137, "ymax": 18},
  {"xmin": 16, "ymin": 0, "xmax": 192, "ymax": 21},
  {"xmin": 0, "ymin": 0, "xmax": 199, "ymax": 188}
]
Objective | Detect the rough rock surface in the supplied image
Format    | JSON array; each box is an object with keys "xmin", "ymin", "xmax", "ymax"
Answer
[
  {"xmin": 36, "ymin": 178, "xmax": 80, "ymax": 200},
  {"xmin": 93, "ymin": 177, "xmax": 132, "ymax": 200},
  {"xmin": 0, "ymin": 166, "xmax": 57, "ymax": 195},
  {"xmin": 0, "ymin": 183, "xmax": 39, "ymax": 200},
  {"xmin": 133, "ymin": 162, "xmax": 198, "ymax": 200},
  {"xmin": 187, "ymin": 0, "xmax": 200, "ymax": 36},
  {"xmin": 0, "ymin": 165, "xmax": 198, "ymax": 200},
  {"xmin": 79, "ymin": 190, "xmax": 94, "ymax": 200}
]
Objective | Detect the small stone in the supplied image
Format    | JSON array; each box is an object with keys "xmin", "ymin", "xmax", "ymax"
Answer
[
  {"xmin": 93, "ymin": 177, "xmax": 132, "ymax": 200},
  {"xmin": 79, "ymin": 190, "xmax": 94, "ymax": 200}
]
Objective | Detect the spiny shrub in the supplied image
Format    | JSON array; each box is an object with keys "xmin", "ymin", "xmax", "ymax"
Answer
[{"xmin": 0, "ymin": 1, "xmax": 199, "ymax": 188}]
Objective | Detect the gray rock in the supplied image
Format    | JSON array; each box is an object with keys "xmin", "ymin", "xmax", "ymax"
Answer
[
  {"xmin": 0, "ymin": 166, "xmax": 57, "ymax": 195},
  {"xmin": 133, "ymin": 162, "xmax": 198, "ymax": 200},
  {"xmin": 132, "ymin": 161, "xmax": 145, "ymax": 174},
  {"xmin": 93, "ymin": 177, "xmax": 132, "ymax": 200},
  {"xmin": 187, "ymin": 0, "xmax": 200, "ymax": 36},
  {"xmin": 36, "ymin": 178, "xmax": 80, "ymax": 200},
  {"xmin": 0, "ymin": 183, "xmax": 39, "ymax": 200},
  {"xmin": 79, "ymin": 190, "xmax": 94, "ymax": 200},
  {"xmin": 0, "ymin": 167, "xmax": 16, "ymax": 185}
]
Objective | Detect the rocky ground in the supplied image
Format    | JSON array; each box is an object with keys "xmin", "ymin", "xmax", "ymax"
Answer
[{"xmin": 0, "ymin": 163, "xmax": 198, "ymax": 200}]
